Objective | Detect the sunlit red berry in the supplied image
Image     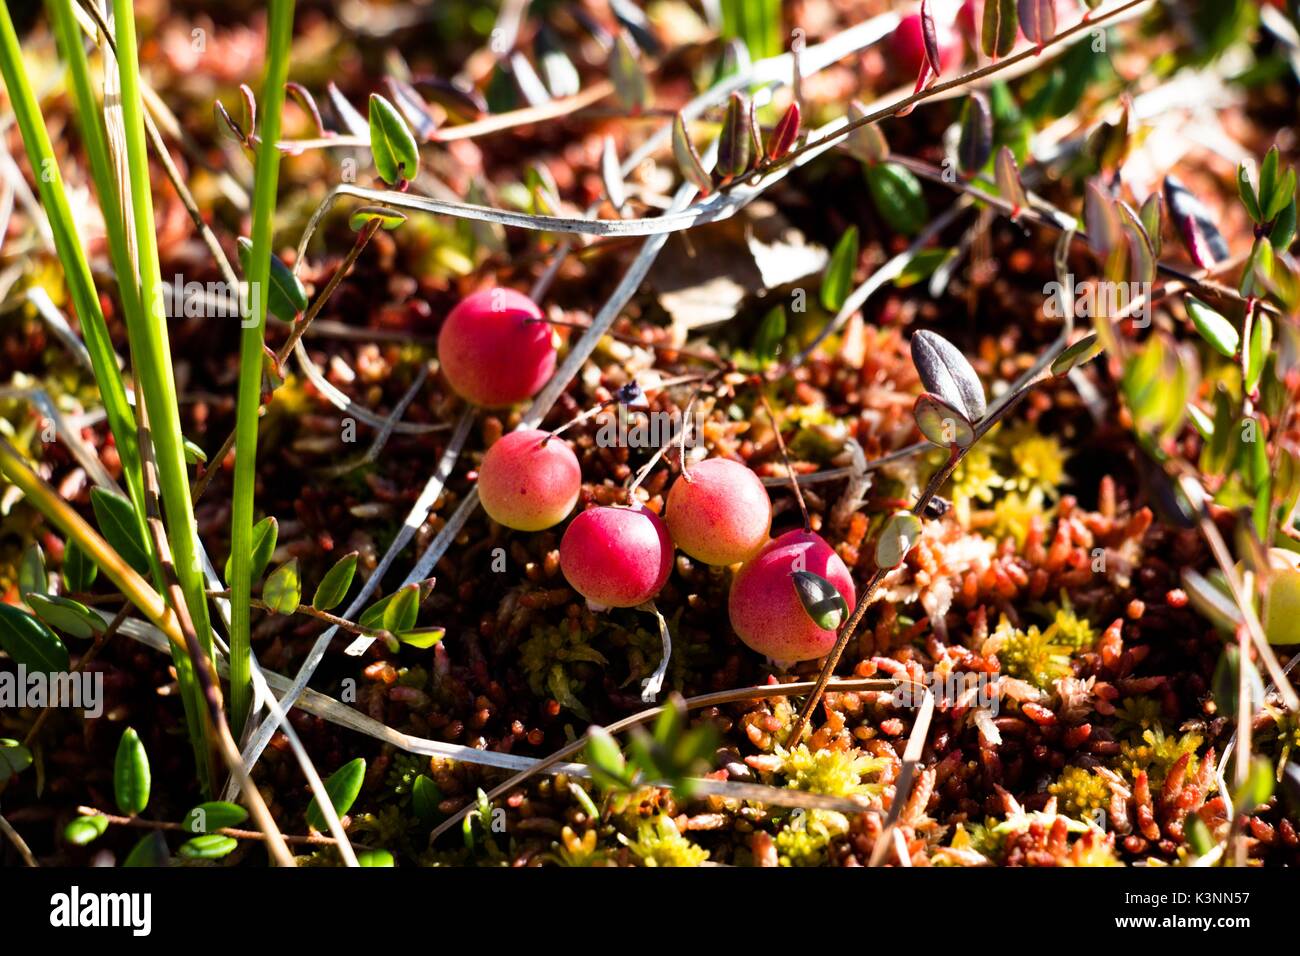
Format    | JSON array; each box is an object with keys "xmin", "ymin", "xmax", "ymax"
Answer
[
  {"xmin": 666, "ymin": 458, "xmax": 771, "ymax": 566},
  {"xmin": 728, "ymin": 529, "xmax": 856, "ymax": 662},
  {"xmin": 560, "ymin": 505, "xmax": 674, "ymax": 609},
  {"xmin": 477, "ymin": 429, "xmax": 581, "ymax": 531},
  {"xmin": 436, "ymin": 287, "xmax": 556, "ymax": 407}
]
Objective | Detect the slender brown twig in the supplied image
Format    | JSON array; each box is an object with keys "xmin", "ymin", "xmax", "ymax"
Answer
[
  {"xmin": 206, "ymin": 590, "xmax": 393, "ymax": 641},
  {"xmin": 429, "ymin": 677, "xmax": 901, "ymax": 843},
  {"xmin": 722, "ymin": 0, "xmax": 1153, "ymax": 192},
  {"xmin": 752, "ymin": 380, "xmax": 811, "ymax": 532},
  {"xmin": 0, "ymin": 813, "xmax": 37, "ymax": 867},
  {"xmin": 192, "ymin": 217, "xmax": 382, "ymax": 500},
  {"xmin": 74, "ymin": 807, "xmax": 356, "ymax": 848},
  {"xmin": 787, "ymin": 388, "xmax": 1034, "ymax": 747},
  {"xmin": 137, "ymin": 416, "xmax": 296, "ymax": 867}
]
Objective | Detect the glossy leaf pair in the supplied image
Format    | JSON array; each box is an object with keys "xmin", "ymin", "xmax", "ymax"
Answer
[
  {"xmin": 911, "ymin": 328, "xmax": 986, "ymax": 450},
  {"xmin": 1238, "ymin": 146, "xmax": 1297, "ymax": 228}
]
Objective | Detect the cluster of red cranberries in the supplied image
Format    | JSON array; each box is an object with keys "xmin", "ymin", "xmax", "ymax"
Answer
[{"xmin": 437, "ymin": 288, "xmax": 855, "ymax": 663}]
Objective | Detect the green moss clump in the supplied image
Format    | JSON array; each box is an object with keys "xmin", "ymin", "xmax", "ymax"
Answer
[
  {"xmin": 1116, "ymin": 726, "xmax": 1202, "ymax": 787},
  {"xmin": 1050, "ymin": 595, "xmax": 1098, "ymax": 650},
  {"xmin": 777, "ymin": 744, "xmax": 889, "ymax": 798},
  {"xmin": 993, "ymin": 616, "xmax": 1072, "ymax": 690},
  {"xmin": 620, "ymin": 815, "xmax": 709, "ymax": 867},
  {"xmin": 1049, "ymin": 766, "xmax": 1110, "ymax": 820}
]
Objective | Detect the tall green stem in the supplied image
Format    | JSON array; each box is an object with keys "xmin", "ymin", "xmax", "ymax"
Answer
[
  {"xmin": 228, "ymin": 0, "xmax": 296, "ymax": 734},
  {"xmin": 0, "ymin": 2, "xmax": 145, "ymax": 531},
  {"xmin": 110, "ymin": 0, "xmax": 221, "ymax": 783},
  {"xmin": 46, "ymin": 0, "xmax": 215, "ymax": 783}
]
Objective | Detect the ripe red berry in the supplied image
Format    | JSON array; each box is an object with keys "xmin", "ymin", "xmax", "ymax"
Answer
[
  {"xmin": 728, "ymin": 529, "xmax": 855, "ymax": 662},
  {"xmin": 559, "ymin": 505, "xmax": 674, "ymax": 609},
  {"xmin": 436, "ymin": 287, "xmax": 556, "ymax": 407},
  {"xmin": 666, "ymin": 458, "xmax": 771, "ymax": 566},
  {"xmin": 890, "ymin": 8, "xmax": 962, "ymax": 79},
  {"xmin": 477, "ymin": 429, "xmax": 581, "ymax": 531}
]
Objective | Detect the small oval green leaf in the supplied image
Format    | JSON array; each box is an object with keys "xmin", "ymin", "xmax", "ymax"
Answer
[
  {"xmin": 876, "ymin": 511, "xmax": 923, "ymax": 570},
  {"xmin": 412, "ymin": 774, "xmax": 443, "ymax": 821},
  {"xmin": 1051, "ymin": 333, "xmax": 1103, "ymax": 376},
  {"xmin": 382, "ymin": 583, "xmax": 420, "ymax": 633},
  {"xmin": 179, "ymin": 834, "xmax": 239, "ymax": 860},
  {"xmin": 18, "ymin": 543, "xmax": 46, "ymax": 601},
  {"xmin": 958, "ymin": 92, "xmax": 993, "ymax": 174},
  {"xmin": 0, "ymin": 603, "xmax": 70, "ymax": 673},
  {"xmin": 306, "ymin": 757, "xmax": 366, "ymax": 832},
  {"xmin": 821, "ymin": 226, "xmax": 860, "ymax": 312},
  {"xmin": 262, "ymin": 558, "xmax": 302, "ymax": 615},
  {"xmin": 64, "ymin": 814, "xmax": 110, "ymax": 846},
  {"xmin": 672, "ymin": 112, "xmax": 711, "ymax": 196},
  {"xmin": 184, "ymin": 801, "xmax": 249, "ymax": 834},
  {"xmin": 122, "ymin": 830, "xmax": 171, "ymax": 867},
  {"xmin": 846, "ymin": 100, "xmax": 889, "ymax": 164},
  {"xmin": 312, "ymin": 551, "xmax": 359, "ymax": 611},
  {"xmin": 61, "ymin": 539, "xmax": 97, "ymax": 593},
  {"xmin": 368, "ymin": 93, "xmax": 420, "ymax": 185},
  {"xmin": 396, "ymin": 626, "xmax": 445, "ymax": 649},
  {"xmin": 1238, "ymin": 160, "xmax": 1263, "ymax": 224},
  {"xmin": 865, "ymin": 162, "xmax": 927, "ymax": 236},
  {"xmin": 237, "ymin": 237, "xmax": 308, "ymax": 321},
  {"xmin": 226, "ymin": 516, "xmax": 278, "ymax": 586},
  {"xmin": 26, "ymin": 593, "xmax": 102, "ymax": 640},
  {"xmin": 90, "ymin": 488, "xmax": 151, "ymax": 575},
  {"xmin": 114, "ymin": 727, "xmax": 151, "ymax": 816},
  {"xmin": 348, "ymin": 205, "xmax": 407, "ymax": 232},
  {"xmin": 910, "ymin": 329, "xmax": 987, "ymax": 421},
  {"xmin": 913, "ymin": 393, "xmax": 975, "ymax": 448},
  {"xmin": 0, "ymin": 739, "xmax": 33, "ymax": 783},
  {"xmin": 982, "ymin": 0, "xmax": 1018, "ymax": 58},
  {"xmin": 1184, "ymin": 296, "xmax": 1239, "ymax": 357}
]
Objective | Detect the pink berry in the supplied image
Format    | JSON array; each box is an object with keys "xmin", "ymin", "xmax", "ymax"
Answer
[
  {"xmin": 437, "ymin": 287, "xmax": 556, "ymax": 407},
  {"xmin": 890, "ymin": 9, "xmax": 962, "ymax": 79},
  {"xmin": 728, "ymin": 529, "xmax": 855, "ymax": 663},
  {"xmin": 666, "ymin": 458, "xmax": 771, "ymax": 566},
  {"xmin": 560, "ymin": 505, "xmax": 674, "ymax": 609},
  {"xmin": 477, "ymin": 429, "xmax": 581, "ymax": 531}
]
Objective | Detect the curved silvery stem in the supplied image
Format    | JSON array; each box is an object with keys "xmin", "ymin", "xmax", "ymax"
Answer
[
  {"xmin": 232, "ymin": 407, "xmax": 476, "ymax": 778},
  {"xmin": 638, "ymin": 601, "xmax": 672, "ymax": 702},
  {"xmin": 289, "ymin": 10, "xmax": 905, "ymax": 272},
  {"xmin": 725, "ymin": 0, "xmax": 1154, "ymax": 190},
  {"xmin": 289, "ymin": 338, "xmax": 448, "ymax": 434},
  {"xmin": 117, "ymin": 613, "xmax": 926, "ymax": 824}
]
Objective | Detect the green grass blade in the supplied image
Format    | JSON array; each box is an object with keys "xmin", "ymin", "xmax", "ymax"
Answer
[
  {"xmin": 109, "ymin": 0, "xmax": 219, "ymax": 785},
  {"xmin": 47, "ymin": 0, "xmax": 213, "ymax": 789},
  {"xmin": 228, "ymin": 0, "xmax": 296, "ymax": 734},
  {"xmin": 0, "ymin": 3, "xmax": 144, "ymax": 526}
]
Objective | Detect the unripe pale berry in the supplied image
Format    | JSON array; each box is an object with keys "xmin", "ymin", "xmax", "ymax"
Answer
[
  {"xmin": 666, "ymin": 458, "xmax": 772, "ymax": 566},
  {"xmin": 560, "ymin": 505, "xmax": 674, "ymax": 609},
  {"xmin": 478, "ymin": 429, "xmax": 581, "ymax": 531},
  {"xmin": 728, "ymin": 529, "xmax": 855, "ymax": 663},
  {"xmin": 891, "ymin": 9, "xmax": 962, "ymax": 79},
  {"xmin": 437, "ymin": 287, "xmax": 556, "ymax": 407}
]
